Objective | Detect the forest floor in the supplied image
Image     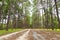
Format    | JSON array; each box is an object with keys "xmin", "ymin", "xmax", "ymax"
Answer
[{"xmin": 0, "ymin": 29, "xmax": 60, "ymax": 40}]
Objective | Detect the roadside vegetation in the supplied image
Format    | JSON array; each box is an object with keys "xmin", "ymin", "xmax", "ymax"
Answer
[
  {"xmin": 0, "ymin": 0, "xmax": 60, "ymax": 36},
  {"xmin": 0, "ymin": 29, "xmax": 22, "ymax": 36}
]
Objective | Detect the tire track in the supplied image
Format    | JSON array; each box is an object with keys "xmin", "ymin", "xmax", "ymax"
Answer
[
  {"xmin": 0, "ymin": 29, "xmax": 60, "ymax": 40},
  {"xmin": 0, "ymin": 29, "xmax": 28, "ymax": 40},
  {"xmin": 16, "ymin": 29, "xmax": 30, "ymax": 40},
  {"xmin": 32, "ymin": 30, "xmax": 45, "ymax": 40},
  {"xmin": 33, "ymin": 29, "xmax": 60, "ymax": 40}
]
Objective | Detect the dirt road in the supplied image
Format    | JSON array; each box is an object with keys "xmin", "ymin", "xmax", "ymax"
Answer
[{"xmin": 0, "ymin": 29, "xmax": 60, "ymax": 40}]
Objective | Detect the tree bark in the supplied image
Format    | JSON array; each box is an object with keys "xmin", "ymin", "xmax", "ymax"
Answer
[{"xmin": 54, "ymin": 0, "xmax": 60, "ymax": 29}]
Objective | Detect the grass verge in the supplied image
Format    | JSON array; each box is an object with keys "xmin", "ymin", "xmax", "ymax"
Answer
[{"xmin": 0, "ymin": 29, "xmax": 23, "ymax": 36}]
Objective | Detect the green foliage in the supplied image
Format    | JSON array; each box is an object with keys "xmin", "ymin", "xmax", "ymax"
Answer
[
  {"xmin": 25, "ymin": 1, "xmax": 31, "ymax": 6},
  {"xmin": 0, "ymin": 0, "xmax": 60, "ymax": 29},
  {"xmin": 33, "ymin": 0, "xmax": 37, "ymax": 5},
  {"xmin": 0, "ymin": 0, "xmax": 2, "ymax": 1},
  {"xmin": 0, "ymin": 29, "xmax": 22, "ymax": 36}
]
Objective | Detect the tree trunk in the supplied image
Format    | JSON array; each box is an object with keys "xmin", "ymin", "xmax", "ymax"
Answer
[
  {"xmin": 6, "ymin": 10, "xmax": 10, "ymax": 31},
  {"xmin": 54, "ymin": 0, "xmax": 60, "ymax": 29}
]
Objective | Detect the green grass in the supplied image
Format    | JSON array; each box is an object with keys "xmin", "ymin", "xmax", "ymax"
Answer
[
  {"xmin": 0, "ymin": 29, "xmax": 23, "ymax": 36},
  {"xmin": 54, "ymin": 29, "xmax": 60, "ymax": 32},
  {"xmin": 39, "ymin": 29, "xmax": 60, "ymax": 33},
  {"xmin": 47, "ymin": 29, "xmax": 60, "ymax": 32},
  {"xmin": 45, "ymin": 29, "xmax": 60, "ymax": 33}
]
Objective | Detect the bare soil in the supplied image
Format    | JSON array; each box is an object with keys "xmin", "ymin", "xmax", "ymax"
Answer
[{"xmin": 0, "ymin": 29, "xmax": 60, "ymax": 40}]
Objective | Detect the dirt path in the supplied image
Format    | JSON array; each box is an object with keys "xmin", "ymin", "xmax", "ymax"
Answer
[
  {"xmin": 0, "ymin": 29, "xmax": 60, "ymax": 40},
  {"xmin": 16, "ymin": 29, "xmax": 30, "ymax": 40},
  {"xmin": 33, "ymin": 29, "xmax": 60, "ymax": 40},
  {"xmin": 0, "ymin": 29, "xmax": 28, "ymax": 40}
]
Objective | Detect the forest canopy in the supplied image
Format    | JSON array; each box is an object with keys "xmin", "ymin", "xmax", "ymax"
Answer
[{"xmin": 0, "ymin": 0, "xmax": 60, "ymax": 30}]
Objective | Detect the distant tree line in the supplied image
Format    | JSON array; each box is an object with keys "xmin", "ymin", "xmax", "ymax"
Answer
[{"xmin": 0, "ymin": 0, "xmax": 60, "ymax": 30}]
